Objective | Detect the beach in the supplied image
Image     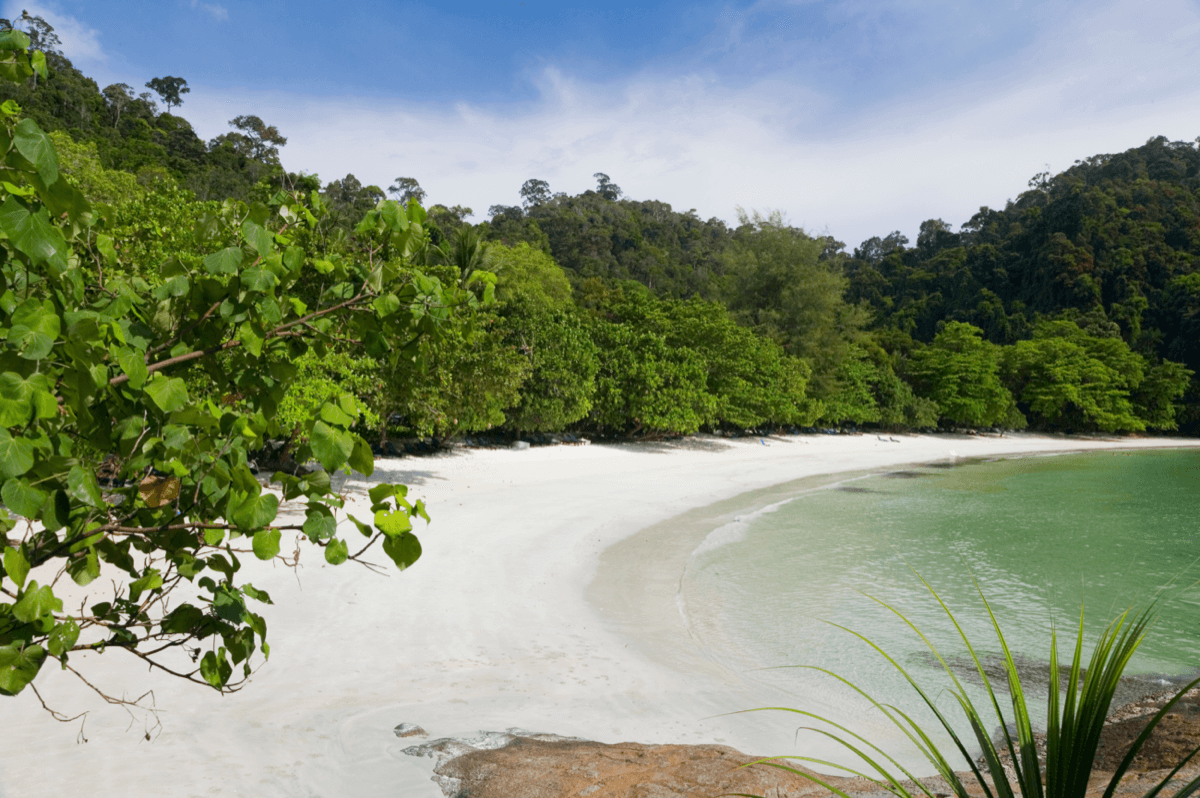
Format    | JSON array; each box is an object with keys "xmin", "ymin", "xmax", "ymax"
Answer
[{"xmin": 3, "ymin": 432, "xmax": 1199, "ymax": 798}]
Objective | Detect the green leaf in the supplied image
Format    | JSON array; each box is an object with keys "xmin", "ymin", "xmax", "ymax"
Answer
[
  {"xmin": 203, "ymin": 246, "xmax": 243, "ymax": 275},
  {"xmin": 0, "ymin": 371, "xmax": 54, "ymax": 425},
  {"xmin": 0, "ymin": 30, "xmax": 31, "ymax": 50},
  {"xmin": 252, "ymin": 529, "xmax": 281, "ymax": 560},
  {"xmin": 96, "ymin": 233, "xmax": 118, "ymax": 265},
  {"xmin": 0, "ymin": 643, "xmax": 44, "ymax": 696},
  {"xmin": 347, "ymin": 514, "xmax": 373, "ymax": 538},
  {"xmin": 350, "ymin": 432, "xmax": 372, "ymax": 475},
  {"xmin": 116, "ymin": 348, "xmax": 149, "ymax": 389},
  {"xmin": 318, "ymin": 402, "xmax": 355, "ymax": 427},
  {"xmin": 200, "ymin": 649, "xmax": 232, "ymax": 689},
  {"xmin": 66, "ymin": 549, "xmax": 100, "ymax": 586},
  {"xmin": 41, "ymin": 490, "xmax": 69, "ymax": 532},
  {"xmin": 13, "ymin": 118, "xmax": 58, "ymax": 185},
  {"xmin": 368, "ymin": 484, "xmax": 398, "ymax": 505},
  {"xmin": 162, "ymin": 605, "xmax": 203, "ymax": 634},
  {"xmin": 29, "ymin": 49, "xmax": 46, "ymax": 81},
  {"xmin": 324, "ymin": 538, "xmax": 348, "ymax": 565},
  {"xmin": 2, "ymin": 479, "xmax": 45, "ymax": 518},
  {"xmin": 382, "ymin": 532, "xmax": 421, "ymax": 571},
  {"xmin": 374, "ymin": 508, "xmax": 413, "ymax": 537},
  {"xmin": 302, "ymin": 469, "xmax": 331, "ymax": 495},
  {"xmin": 372, "ymin": 293, "xmax": 401, "ymax": 317},
  {"xmin": 232, "ymin": 493, "xmax": 279, "ymax": 530},
  {"xmin": 12, "ymin": 580, "xmax": 62, "ymax": 623},
  {"xmin": 5, "ymin": 297, "xmax": 60, "ymax": 360},
  {"xmin": 237, "ymin": 322, "xmax": 264, "ymax": 357},
  {"xmin": 240, "ymin": 584, "xmax": 273, "ymax": 604},
  {"xmin": 144, "ymin": 374, "xmax": 189, "ymax": 413},
  {"xmin": 0, "ymin": 429, "xmax": 35, "ymax": 479},
  {"xmin": 3, "ymin": 545, "xmax": 30, "ymax": 588},
  {"xmin": 67, "ymin": 465, "xmax": 104, "ymax": 508},
  {"xmin": 309, "ymin": 420, "xmax": 353, "ymax": 471},
  {"xmin": 241, "ymin": 219, "xmax": 273, "ymax": 257},
  {"xmin": 241, "ymin": 267, "xmax": 277, "ymax": 294},
  {"xmin": 128, "ymin": 569, "xmax": 163, "ymax": 603},
  {"xmin": 47, "ymin": 619, "xmax": 79, "ymax": 658},
  {"xmin": 283, "ymin": 246, "xmax": 304, "ymax": 271},
  {"xmin": 0, "ymin": 196, "xmax": 67, "ymax": 272},
  {"xmin": 303, "ymin": 508, "xmax": 336, "ymax": 541}
]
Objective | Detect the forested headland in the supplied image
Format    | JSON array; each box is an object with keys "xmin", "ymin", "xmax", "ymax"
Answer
[{"xmin": 6, "ymin": 24, "xmax": 1199, "ymax": 444}]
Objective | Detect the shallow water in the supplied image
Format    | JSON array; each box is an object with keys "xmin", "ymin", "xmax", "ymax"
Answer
[{"xmin": 681, "ymin": 449, "xmax": 1200, "ymax": 754}]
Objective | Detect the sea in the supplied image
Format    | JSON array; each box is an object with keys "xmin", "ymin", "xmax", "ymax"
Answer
[{"xmin": 679, "ymin": 447, "xmax": 1200, "ymax": 758}]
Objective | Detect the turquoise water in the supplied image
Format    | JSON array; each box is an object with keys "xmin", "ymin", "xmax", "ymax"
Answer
[{"xmin": 682, "ymin": 448, "xmax": 1200, "ymax": 750}]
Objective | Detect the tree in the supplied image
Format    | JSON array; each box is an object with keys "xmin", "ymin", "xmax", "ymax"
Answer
[
  {"xmin": 145, "ymin": 76, "xmax": 189, "ymax": 112},
  {"xmin": 906, "ymin": 322, "xmax": 1021, "ymax": 428},
  {"xmin": 0, "ymin": 43, "xmax": 487, "ymax": 705},
  {"xmin": 593, "ymin": 172, "xmax": 621, "ymax": 201},
  {"xmin": 720, "ymin": 209, "xmax": 867, "ymax": 398},
  {"xmin": 493, "ymin": 244, "xmax": 598, "ymax": 431},
  {"xmin": 429, "ymin": 224, "xmax": 494, "ymax": 286},
  {"xmin": 102, "ymin": 83, "xmax": 136, "ymax": 127},
  {"xmin": 228, "ymin": 115, "xmax": 287, "ymax": 163},
  {"xmin": 519, "ymin": 178, "xmax": 551, "ymax": 209},
  {"xmin": 388, "ymin": 176, "xmax": 425, "ymax": 207},
  {"xmin": 1001, "ymin": 321, "xmax": 1147, "ymax": 431}
]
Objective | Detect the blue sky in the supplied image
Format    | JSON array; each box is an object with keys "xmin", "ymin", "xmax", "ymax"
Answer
[{"xmin": 8, "ymin": 0, "xmax": 1200, "ymax": 247}]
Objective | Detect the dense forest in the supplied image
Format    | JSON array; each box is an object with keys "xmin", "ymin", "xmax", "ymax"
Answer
[{"xmin": 4, "ymin": 16, "xmax": 1198, "ymax": 443}]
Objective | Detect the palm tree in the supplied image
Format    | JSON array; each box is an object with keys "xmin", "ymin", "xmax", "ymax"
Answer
[{"xmin": 430, "ymin": 225, "xmax": 495, "ymax": 288}]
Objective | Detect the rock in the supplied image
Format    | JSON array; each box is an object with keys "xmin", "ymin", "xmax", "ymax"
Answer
[
  {"xmin": 415, "ymin": 734, "xmax": 879, "ymax": 798},
  {"xmin": 393, "ymin": 723, "xmax": 428, "ymax": 739},
  {"xmin": 512, "ymin": 440, "xmax": 530, "ymax": 450}
]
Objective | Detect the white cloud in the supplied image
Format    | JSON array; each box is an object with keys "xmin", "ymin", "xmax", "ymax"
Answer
[
  {"xmin": 182, "ymin": 0, "xmax": 1200, "ymax": 248},
  {"xmin": 189, "ymin": 0, "xmax": 228, "ymax": 22},
  {"xmin": 2, "ymin": 1, "xmax": 104, "ymax": 62}
]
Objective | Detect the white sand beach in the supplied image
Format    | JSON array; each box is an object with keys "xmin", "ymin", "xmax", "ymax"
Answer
[{"xmin": 3, "ymin": 432, "xmax": 1199, "ymax": 798}]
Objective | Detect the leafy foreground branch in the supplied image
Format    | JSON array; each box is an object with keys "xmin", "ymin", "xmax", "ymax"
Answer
[
  {"xmin": 734, "ymin": 576, "xmax": 1200, "ymax": 798},
  {"xmin": 0, "ymin": 34, "xmax": 491, "ymax": 710}
]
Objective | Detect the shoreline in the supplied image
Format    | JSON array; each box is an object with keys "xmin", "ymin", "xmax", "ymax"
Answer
[{"xmin": 2, "ymin": 432, "xmax": 1198, "ymax": 797}]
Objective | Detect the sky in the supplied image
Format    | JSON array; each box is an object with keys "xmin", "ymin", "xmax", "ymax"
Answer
[{"xmin": 6, "ymin": 0, "xmax": 1200, "ymax": 248}]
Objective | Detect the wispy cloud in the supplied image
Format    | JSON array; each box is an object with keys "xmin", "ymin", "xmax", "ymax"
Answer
[
  {"xmin": 188, "ymin": 0, "xmax": 228, "ymax": 22},
  {"xmin": 2, "ymin": 0, "xmax": 104, "ymax": 62},
  {"xmin": 183, "ymin": 0, "xmax": 1200, "ymax": 247}
]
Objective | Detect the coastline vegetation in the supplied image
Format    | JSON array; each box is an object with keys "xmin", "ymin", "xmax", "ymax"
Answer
[{"xmin": 2, "ymin": 15, "xmax": 1197, "ymax": 445}]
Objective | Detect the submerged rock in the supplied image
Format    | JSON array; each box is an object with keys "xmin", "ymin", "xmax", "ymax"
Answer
[{"xmin": 393, "ymin": 723, "xmax": 428, "ymax": 739}]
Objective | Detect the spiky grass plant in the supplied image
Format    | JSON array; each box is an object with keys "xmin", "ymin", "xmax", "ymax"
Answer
[{"xmin": 733, "ymin": 574, "xmax": 1200, "ymax": 798}]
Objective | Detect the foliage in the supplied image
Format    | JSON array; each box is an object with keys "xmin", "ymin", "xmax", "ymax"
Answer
[
  {"xmin": 661, "ymin": 297, "xmax": 818, "ymax": 429},
  {"xmin": 47, "ymin": 131, "xmax": 141, "ymax": 206},
  {"xmin": 580, "ymin": 281, "xmax": 816, "ymax": 433},
  {"xmin": 145, "ymin": 76, "xmax": 189, "ymax": 111},
  {"xmin": 0, "ymin": 53, "xmax": 484, "ymax": 700},
  {"xmin": 907, "ymin": 322, "xmax": 1022, "ymax": 428},
  {"xmin": 819, "ymin": 347, "xmax": 882, "ymax": 426},
  {"xmin": 1000, "ymin": 320, "xmax": 1179, "ymax": 432},
  {"xmin": 381, "ymin": 311, "xmax": 527, "ymax": 440},
  {"xmin": 742, "ymin": 578, "xmax": 1200, "ymax": 798},
  {"xmin": 388, "ymin": 177, "xmax": 425, "ymax": 207},
  {"xmin": 720, "ymin": 210, "xmax": 868, "ymax": 398},
  {"xmin": 495, "ymin": 244, "xmax": 598, "ymax": 432},
  {"xmin": 275, "ymin": 350, "xmax": 383, "ymax": 437}
]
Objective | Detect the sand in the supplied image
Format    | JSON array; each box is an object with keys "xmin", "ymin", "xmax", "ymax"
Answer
[{"xmin": 2, "ymin": 432, "xmax": 1198, "ymax": 798}]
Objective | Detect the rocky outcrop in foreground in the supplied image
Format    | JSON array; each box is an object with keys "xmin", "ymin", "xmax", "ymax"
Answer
[{"xmin": 404, "ymin": 689, "xmax": 1200, "ymax": 798}]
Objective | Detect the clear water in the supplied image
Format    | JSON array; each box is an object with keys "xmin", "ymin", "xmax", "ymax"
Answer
[{"xmin": 682, "ymin": 449, "xmax": 1200, "ymax": 759}]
